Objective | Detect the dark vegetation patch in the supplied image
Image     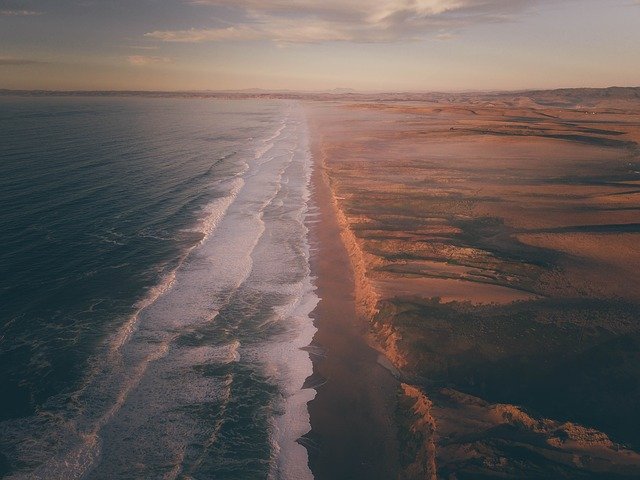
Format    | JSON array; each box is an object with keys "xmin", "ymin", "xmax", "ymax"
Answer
[
  {"xmin": 452, "ymin": 216, "xmax": 560, "ymax": 267},
  {"xmin": 377, "ymin": 298, "xmax": 640, "ymax": 449}
]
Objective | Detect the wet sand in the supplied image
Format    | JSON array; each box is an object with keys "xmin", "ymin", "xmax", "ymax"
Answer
[{"xmin": 303, "ymin": 122, "xmax": 400, "ymax": 480}]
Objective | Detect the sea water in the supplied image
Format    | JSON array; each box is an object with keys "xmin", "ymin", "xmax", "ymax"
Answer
[{"xmin": 0, "ymin": 96, "xmax": 318, "ymax": 479}]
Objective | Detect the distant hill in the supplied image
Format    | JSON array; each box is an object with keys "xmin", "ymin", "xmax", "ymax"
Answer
[{"xmin": 1, "ymin": 86, "xmax": 639, "ymax": 109}]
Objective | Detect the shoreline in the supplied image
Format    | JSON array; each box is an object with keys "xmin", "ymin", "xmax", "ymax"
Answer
[{"xmin": 302, "ymin": 107, "xmax": 401, "ymax": 480}]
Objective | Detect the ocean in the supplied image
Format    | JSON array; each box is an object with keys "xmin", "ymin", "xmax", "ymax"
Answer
[{"xmin": 0, "ymin": 96, "xmax": 318, "ymax": 479}]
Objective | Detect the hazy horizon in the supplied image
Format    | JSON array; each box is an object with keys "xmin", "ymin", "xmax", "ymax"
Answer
[
  {"xmin": 1, "ymin": 0, "xmax": 639, "ymax": 92},
  {"xmin": 2, "ymin": 85, "xmax": 640, "ymax": 94}
]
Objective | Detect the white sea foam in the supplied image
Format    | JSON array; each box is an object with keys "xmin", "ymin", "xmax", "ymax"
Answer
[
  {"xmin": 260, "ymin": 107, "xmax": 319, "ymax": 480},
  {"xmin": 192, "ymin": 176, "xmax": 245, "ymax": 242},
  {"xmin": 108, "ymin": 174, "xmax": 245, "ymax": 356},
  {"xmin": 108, "ymin": 269, "xmax": 177, "ymax": 355}
]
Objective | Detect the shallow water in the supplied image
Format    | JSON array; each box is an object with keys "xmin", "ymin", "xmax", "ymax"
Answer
[{"xmin": 0, "ymin": 96, "xmax": 317, "ymax": 479}]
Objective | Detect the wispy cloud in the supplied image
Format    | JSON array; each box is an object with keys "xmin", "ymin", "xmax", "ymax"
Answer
[
  {"xmin": 147, "ymin": 0, "xmax": 551, "ymax": 44},
  {"xmin": 145, "ymin": 22, "xmax": 353, "ymax": 43},
  {"xmin": 127, "ymin": 55, "xmax": 173, "ymax": 66},
  {"xmin": 127, "ymin": 46, "xmax": 160, "ymax": 50},
  {"xmin": 435, "ymin": 32, "xmax": 456, "ymax": 41},
  {"xmin": 0, "ymin": 57, "xmax": 46, "ymax": 65},
  {"xmin": 0, "ymin": 9, "xmax": 43, "ymax": 16}
]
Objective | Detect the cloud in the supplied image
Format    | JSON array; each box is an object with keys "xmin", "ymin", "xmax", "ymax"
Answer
[
  {"xmin": 435, "ymin": 32, "xmax": 456, "ymax": 41},
  {"xmin": 146, "ymin": 22, "xmax": 353, "ymax": 43},
  {"xmin": 146, "ymin": 26, "xmax": 265, "ymax": 43},
  {"xmin": 147, "ymin": 0, "xmax": 550, "ymax": 44},
  {"xmin": 0, "ymin": 57, "xmax": 45, "ymax": 65},
  {"xmin": 127, "ymin": 55, "xmax": 173, "ymax": 66},
  {"xmin": 127, "ymin": 46, "xmax": 160, "ymax": 50},
  {"xmin": 0, "ymin": 9, "xmax": 43, "ymax": 16}
]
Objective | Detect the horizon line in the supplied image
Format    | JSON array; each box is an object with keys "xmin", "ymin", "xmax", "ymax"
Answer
[{"xmin": 1, "ymin": 85, "xmax": 639, "ymax": 96}]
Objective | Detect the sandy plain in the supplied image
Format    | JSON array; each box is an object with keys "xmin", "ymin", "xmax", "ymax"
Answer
[{"xmin": 305, "ymin": 89, "xmax": 640, "ymax": 479}]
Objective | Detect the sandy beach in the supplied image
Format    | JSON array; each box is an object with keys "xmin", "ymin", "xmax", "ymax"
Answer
[{"xmin": 303, "ymin": 109, "xmax": 401, "ymax": 480}]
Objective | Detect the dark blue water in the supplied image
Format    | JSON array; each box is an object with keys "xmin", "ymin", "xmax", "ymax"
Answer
[
  {"xmin": 0, "ymin": 96, "xmax": 317, "ymax": 479},
  {"xmin": 1, "ymin": 97, "xmax": 244, "ymax": 417}
]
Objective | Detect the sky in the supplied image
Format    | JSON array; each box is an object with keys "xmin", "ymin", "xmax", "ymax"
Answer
[{"xmin": 1, "ymin": 0, "xmax": 639, "ymax": 91}]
